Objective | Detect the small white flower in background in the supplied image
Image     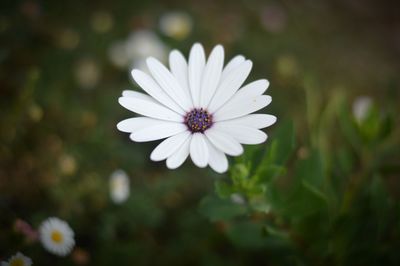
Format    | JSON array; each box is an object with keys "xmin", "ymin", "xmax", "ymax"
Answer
[
  {"xmin": 109, "ymin": 169, "xmax": 130, "ymax": 204},
  {"xmin": 230, "ymin": 193, "xmax": 246, "ymax": 205},
  {"xmin": 117, "ymin": 43, "xmax": 277, "ymax": 173},
  {"xmin": 125, "ymin": 30, "xmax": 168, "ymax": 62},
  {"xmin": 1, "ymin": 252, "xmax": 32, "ymax": 266},
  {"xmin": 90, "ymin": 11, "xmax": 113, "ymax": 33},
  {"xmin": 58, "ymin": 28, "xmax": 80, "ymax": 50},
  {"xmin": 74, "ymin": 58, "xmax": 100, "ymax": 90},
  {"xmin": 108, "ymin": 40, "xmax": 131, "ymax": 68},
  {"xmin": 352, "ymin": 96, "xmax": 372, "ymax": 123},
  {"xmin": 108, "ymin": 30, "xmax": 168, "ymax": 71},
  {"xmin": 159, "ymin": 11, "xmax": 193, "ymax": 40},
  {"xmin": 39, "ymin": 217, "xmax": 75, "ymax": 257}
]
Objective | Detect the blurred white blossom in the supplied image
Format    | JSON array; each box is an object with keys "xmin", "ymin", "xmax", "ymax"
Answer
[
  {"xmin": 159, "ymin": 11, "xmax": 193, "ymax": 40},
  {"xmin": 108, "ymin": 40, "xmax": 130, "ymax": 68},
  {"xmin": 28, "ymin": 103, "xmax": 43, "ymax": 122},
  {"xmin": 125, "ymin": 30, "xmax": 167, "ymax": 60},
  {"xmin": 352, "ymin": 96, "xmax": 372, "ymax": 122},
  {"xmin": 58, "ymin": 28, "xmax": 80, "ymax": 50},
  {"xmin": 74, "ymin": 58, "xmax": 100, "ymax": 89},
  {"xmin": 108, "ymin": 30, "xmax": 168, "ymax": 71},
  {"xmin": 1, "ymin": 252, "xmax": 32, "ymax": 266},
  {"xmin": 230, "ymin": 193, "xmax": 246, "ymax": 205},
  {"xmin": 39, "ymin": 217, "xmax": 75, "ymax": 257},
  {"xmin": 59, "ymin": 154, "xmax": 77, "ymax": 176},
  {"xmin": 109, "ymin": 169, "xmax": 130, "ymax": 204},
  {"xmin": 91, "ymin": 11, "xmax": 113, "ymax": 33}
]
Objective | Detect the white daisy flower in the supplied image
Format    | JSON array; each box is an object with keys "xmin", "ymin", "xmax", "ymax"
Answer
[
  {"xmin": 117, "ymin": 43, "xmax": 277, "ymax": 173},
  {"xmin": 39, "ymin": 217, "xmax": 75, "ymax": 257},
  {"xmin": 109, "ymin": 169, "xmax": 130, "ymax": 204},
  {"xmin": 1, "ymin": 252, "xmax": 32, "ymax": 266}
]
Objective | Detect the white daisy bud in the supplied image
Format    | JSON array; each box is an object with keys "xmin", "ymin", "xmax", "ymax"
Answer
[
  {"xmin": 109, "ymin": 169, "xmax": 130, "ymax": 204},
  {"xmin": 352, "ymin": 96, "xmax": 372, "ymax": 123}
]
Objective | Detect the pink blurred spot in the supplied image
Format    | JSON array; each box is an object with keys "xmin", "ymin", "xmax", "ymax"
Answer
[{"xmin": 14, "ymin": 219, "xmax": 39, "ymax": 242}]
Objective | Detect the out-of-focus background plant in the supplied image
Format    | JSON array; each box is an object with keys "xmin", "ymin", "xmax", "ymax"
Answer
[{"xmin": 1, "ymin": 0, "xmax": 400, "ymax": 265}]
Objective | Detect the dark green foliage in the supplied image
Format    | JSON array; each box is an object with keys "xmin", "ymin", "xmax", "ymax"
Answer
[{"xmin": 1, "ymin": 0, "xmax": 400, "ymax": 265}]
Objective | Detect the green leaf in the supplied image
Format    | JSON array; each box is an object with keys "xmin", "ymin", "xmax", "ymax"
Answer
[
  {"xmin": 249, "ymin": 195, "xmax": 272, "ymax": 213},
  {"xmin": 336, "ymin": 147, "xmax": 355, "ymax": 176},
  {"xmin": 198, "ymin": 195, "xmax": 247, "ymax": 222},
  {"xmin": 262, "ymin": 224, "xmax": 290, "ymax": 240},
  {"xmin": 339, "ymin": 100, "xmax": 362, "ymax": 151},
  {"xmin": 302, "ymin": 180, "xmax": 328, "ymax": 203},
  {"xmin": 369, "ymin": 175, "xmax": 391, "ymax": 234},
  {"xmin": 281, "ymin": 149, "xmax": 328, "ymax": 217},
  {"xmin": 358, "ymin": 105, "xmax": 381, "ymax": 144},
  {"xmin": 255, "ymin": 164, "xmax": 287, "ymax": 184},
  {"xmin": 214, "ymin": 180, "xmax": 234, "ymax": 199},
  {"xmin": 379, "ymin": 113, "xmax": 394, "ymax": 140},
  {"xmin": 296, "ymin": 149, "xmax": 325, "ymax": 187},
  {"xmin": 264, "ymin": 119, "xmax": 296, "ymax": 166},
  {"xmin": 226, "ymin": 221, "xmax": 267, "ymax": 249},
  {"xmin": 230, "ymin": 163, "xmax": 250, "ymax": 186}
]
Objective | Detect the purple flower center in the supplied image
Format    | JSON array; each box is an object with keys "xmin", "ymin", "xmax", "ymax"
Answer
[{"xmin": 185, "ymin": 108, "xmax": 213, "ymax": 133}]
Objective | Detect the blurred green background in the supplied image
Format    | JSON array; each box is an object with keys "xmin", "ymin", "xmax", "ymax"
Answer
[{"xmin": 1, "ymin": 0, "xmax": 400, "ymax": 265}]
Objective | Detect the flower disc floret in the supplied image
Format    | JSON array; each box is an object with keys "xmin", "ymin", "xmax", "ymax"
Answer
[{"xmin": 185, "ymin": 108, "xmax": 213, "ymax": 133}]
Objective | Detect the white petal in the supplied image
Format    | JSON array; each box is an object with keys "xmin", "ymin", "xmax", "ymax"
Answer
[
  {"xmin": 212, "ymin": 79, "xmax": 270, "ymax": 120},
  {"xmin": 200, "ymin": 45, "xmax": 224, "ymax": 107},
  {"xmin": 131, "ymin": 69, "xmax": 185, "ymax": 114},
  {"xmin": 150, "ymin": 131, "xmax": 191, "ymax": 161},
  {"xmin": 205, "ymin": 139, "xmax": 228, "ymax": 173},
  {"xmin": 146, "ymin": 57, "xmax": 192, "ymax": 111},
  {"xmin": 117, "ymin": 117, "xmax": 177, "ymax": 133},
  {"xmin": 166, "ymin": 135, "xmax": 191, "ymax": 169},
  {"xmin": 122, "ymin": 90, "xmax": 154, "ymax": 100},
  {"xmin": 221, "ymin": 55, "xmax": 245, "ymax": 80},
  {"xmin": 169, "ymin": 50, "xmax": 191, "ymax": 99},
  {"xmin": 130, "ymin": 122, "xmax": 187, "ymax": 142},
  {"xmin": 205, "ymin": 128, "xmax": 243, "ymax": 156},
  {"xmin": 213, "ymin": 123, "xmax": 267, "ymax": 144},
  {"xmin": 208, "ymin": 60, "xmax": 253, "ymax": 112},
  {"xmin": 236, "ymin": 79, "xmax": 270, "ymax": 98},
  {"xmin": 214, "ymin": 95, "xmax": 272, "ymax": 121},
  {"xmin": 188, "ymin": 43, "xmax": 206, "ymax": 107},
  {"xmin": 118, "ymin": 96, "xmax": 183, "ymax": 122},
  {"xmin": 190, "ymin": 133, "xmax": 208, "ymax": 168},
  {"xmin": 117, "ymin": 117, "xmax": 150, "ymax": 133},
  {"xmin": 214, "ymin": 114, "xmax": 277, "ymax": 129}
]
